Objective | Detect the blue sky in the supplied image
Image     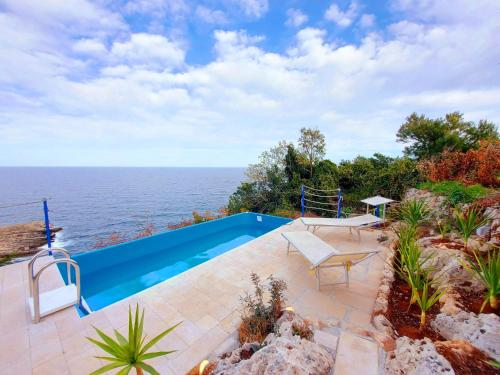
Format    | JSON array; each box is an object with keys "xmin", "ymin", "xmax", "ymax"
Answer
[{"xmin": 0, "ymin": 0, "xmax": 499, "ymax": 166}]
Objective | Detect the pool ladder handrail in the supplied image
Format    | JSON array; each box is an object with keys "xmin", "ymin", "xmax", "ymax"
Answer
[{"xmin": 28, "ymin": 248, "xmax": 81, "ymax": 323}]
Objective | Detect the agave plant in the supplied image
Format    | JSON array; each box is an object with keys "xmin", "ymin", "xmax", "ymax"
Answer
[
  {"xmin": 87, "ymin": 304, "xmax": 181, "ymax": 375},
  {"xmin": 398, "ymin": 199, "xmax": 431, "ymax": 229},
  {"xmin": 413, "ymin": 277, "xmax": 447, "ymax": 330},
  {"xmin": 462, "ymin": 249, "xmax": 499, "ymax": 311},
  {"xmin": 454, "ymin": 208, "xmax": 491, "ymax": 251}
]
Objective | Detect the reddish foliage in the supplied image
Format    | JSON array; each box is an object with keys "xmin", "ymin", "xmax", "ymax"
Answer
[
  {"xmin": 167, "ymin": 208, "xmax": 227, "ymax": 230},
  {"xmin": 93, "ymin": 232, "xmax": 127, "ymax": 248},
  {"xmin": 134, "ymin": 223, "xmax": 155, "ymax": 239},
  {"xmin": 471, "ymin": 192, "xmax": 500, "ymax": 211},
  {"xmin": 418, "ymin": 141, "xmax": 500, "ymax": 187}
]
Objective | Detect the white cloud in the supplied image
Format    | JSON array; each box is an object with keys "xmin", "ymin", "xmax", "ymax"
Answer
[
  {"xmin": 109, "ymin": 33, "xmax": 185, "ymax": 70},
  {"xmin": 73, "ymin": 38, "xmax": 107, "ymax": 55},
  {"xmin": 325, "ymin": 1, "xmax": 359, "ymax": 27},
  {"xmin": 237, "ymin": 0, "xmax": 269, "ymax": 18},
  {"xmin": 286, "ymin": 8, "xmax": 308, "ymax": 27},
  {"xmin": 1, "ymin": 0, "xmax": 500, "ymax": 166},
  {"xmin": 195, "ymin": 6, "xmax": 227, "ymax": 24},
  {"xmin": 359, "ymin": 13, "xmax": 375, "ymax": 28},
  {"xmin": 1, "ymin": 0, "xmax": 126, "ymax": 37}
]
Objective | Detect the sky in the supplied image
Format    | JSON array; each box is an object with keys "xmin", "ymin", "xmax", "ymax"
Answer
[{"xmin": 0, "ymin": 0, "xmax": 499, "ymax": 167}]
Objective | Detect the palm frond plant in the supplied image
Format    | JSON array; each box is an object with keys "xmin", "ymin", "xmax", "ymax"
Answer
[
  {"xmin": 398, "ymin": 198, "xmax": 431, "ymax": 229},
  {"xmin": 462, "ymin": 249, "xmax": 499, "ymax": 311},
  {"xmin": 413, "ymin": 277, "xmax": 447, "ymax": 330},
  {"xmin": 87, "ymin": 304, "xmax": 181, "ymax": 375},
  {"xmin": 454, "ymin": 208, "xmax": 491, "ymax": 251}
]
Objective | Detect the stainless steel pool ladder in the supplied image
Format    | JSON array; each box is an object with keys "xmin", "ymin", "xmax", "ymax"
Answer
[{"xmin": 27, "ymin": 248, "xmax": 81, "ymax": 323}]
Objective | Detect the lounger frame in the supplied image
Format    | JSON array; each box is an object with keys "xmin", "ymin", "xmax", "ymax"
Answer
[{"xmin": 283, "ymin": 233, "xmax": 379, "ymax": 290}]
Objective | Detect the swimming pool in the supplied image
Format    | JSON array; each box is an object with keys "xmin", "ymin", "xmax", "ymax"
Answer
[{"xmin": 65, "ymin": 213, "xmax": 291, "ymax": 312}]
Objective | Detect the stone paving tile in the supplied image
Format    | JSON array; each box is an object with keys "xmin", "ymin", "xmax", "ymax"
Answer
[
  {"xmin": 334, "ymin": 331, "xmax": 379, "ymax": 375},
  {"xmin": 0, "ymin": 218, "xmax": 387, "ymax": 374}
]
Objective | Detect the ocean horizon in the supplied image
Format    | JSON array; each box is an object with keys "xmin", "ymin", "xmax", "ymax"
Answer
[{"xmin": 0, "ymin": 167, "xmax": 245, "ymax": 255}]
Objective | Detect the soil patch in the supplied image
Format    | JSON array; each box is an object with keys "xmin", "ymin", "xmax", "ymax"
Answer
[
  {"xmin": 455, "ymin": 284, "xmax": 499, "ymax": 316},
  {"xmin": 435, "ymin": 341, "xmax": 500, "ymax": 375},
  {"xmin": 385, "ymin": 276, "xmax": 444, "ymax": 341}
]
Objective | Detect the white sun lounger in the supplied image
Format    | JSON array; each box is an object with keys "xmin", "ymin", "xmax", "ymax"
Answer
[
  {"xmin": 300, "ymin": 213, "xmax": 383, "ymax": 238},
  {"xmin": 282, "ymin": 231, "xmax": 379, "ymax": 290}
]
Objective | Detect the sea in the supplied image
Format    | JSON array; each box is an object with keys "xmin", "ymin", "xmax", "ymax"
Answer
[{"xmin": 0, "ymin": 167, "xmax": 245, "ymax": 255}]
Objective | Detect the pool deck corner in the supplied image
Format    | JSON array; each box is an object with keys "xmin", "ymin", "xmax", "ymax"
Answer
[{"xmin": 0, "ymin": 219, "xmax": 390, "ymax": 374}]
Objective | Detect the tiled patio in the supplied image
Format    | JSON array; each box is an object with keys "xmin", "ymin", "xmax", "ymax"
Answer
[{"xmin": 0, "ymin": 219, "xmax": 389, "ymax": 374}]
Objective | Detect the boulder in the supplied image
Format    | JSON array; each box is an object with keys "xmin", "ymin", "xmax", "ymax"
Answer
[
  {"xmin": 213, "ymin": 311, "xmax": 334, "ymax": 375},
  {"xmin": 431, "ymin": 311, "xmax": 500, "ymax": 361},
  {"xmin": 404, "ymin": 188, "xmax": 450, "ymax": 220},
  {"xmin": 214, "ymin": 336, "xmax": 334, "ymax": 375},
  {"xmin": 385, "ymin": 337, "xmax": 454, "ymax": 375}
]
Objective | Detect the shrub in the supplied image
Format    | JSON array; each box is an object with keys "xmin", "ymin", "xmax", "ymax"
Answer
[
  {"xmin": 418, "ymin": 141, "xmax": 500, "ymax": 187},
  {"xmin": 239, "ymin": 273, "xmax": 287, "ymax": 344},
  {"xmin": 418, "ymin": 180, "xmax": 489, "ymax": 206}
]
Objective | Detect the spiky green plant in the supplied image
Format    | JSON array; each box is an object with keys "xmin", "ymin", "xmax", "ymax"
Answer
[
  {"xmin": 398, "ymin": 199, "xmax": 431, "ymax": 229},
  {"xmin": 394, "ymin": 223, "xmax": 417, "ymax": 250},
  {"xmin": 436, "ymin": 220, "xmax": 452, "ymax": 239},
  {"xmin": 393, "ymin": 235, "xmax": 434, "ymax": 307},
  {"xmin": 454, "ymin": 208, "xmax": 490, "ymax": 251},
  {"xmin": 87, "ymin": 304, "xmax": 181, "ymax": 375},
  {"xmin": 413, "ymin": 278, "xmax": 447, "ymax": 330},
  {"xmin": 462, "ymin": 249, "xmax": 499, "ymax": 311}
]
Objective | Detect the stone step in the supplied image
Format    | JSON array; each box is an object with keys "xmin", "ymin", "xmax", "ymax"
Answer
[{"xmin": 334, "ymin": 331, "xmax": 379, "ymax": 375}]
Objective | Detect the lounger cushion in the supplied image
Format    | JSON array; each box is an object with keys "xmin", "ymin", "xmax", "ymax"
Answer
[
  {"xmin": 301, "ymin": 214, "xmax": 382, "ymax": 228},
  {"xmin": 282, "ymin": 231, "xmax": 340, "ymax": 268}
]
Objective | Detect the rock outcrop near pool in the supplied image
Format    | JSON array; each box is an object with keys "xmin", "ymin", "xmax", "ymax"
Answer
[{"xmin": 213, "ymin": 311, "xmax": 334, "ymax": 375}]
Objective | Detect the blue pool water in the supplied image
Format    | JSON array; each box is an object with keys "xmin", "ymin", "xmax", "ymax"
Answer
[{"xmin": 67, "ymin": 213, "xmax": 291, "ymax": 312}]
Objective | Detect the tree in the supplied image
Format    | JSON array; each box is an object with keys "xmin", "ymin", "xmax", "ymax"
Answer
[
  {"xmin": 397, "ymin": 112, "xmax": 498, "ymax": 160},
  {"xmin": 246, "ymin": 140, "xmax": 290, "ymax": 183},
  {"xmin": 298, "ymin": 127, "xmax": 326, "ymax": 177}
]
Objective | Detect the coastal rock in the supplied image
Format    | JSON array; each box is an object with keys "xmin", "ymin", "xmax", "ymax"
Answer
[
  {"xmin": 385, "ymin": 337, "xmax": 454, "ymax": 375},
  {"xmin": 0, "ymin": 221, "xmax": 62, "ymax": 259},
  {"xmin": 214, "ymin": 336, "xmax": 334, "ymax": 375},
  {"xmin": 431, "ymin": 311, "xmax": 500, "ymax": 361}
]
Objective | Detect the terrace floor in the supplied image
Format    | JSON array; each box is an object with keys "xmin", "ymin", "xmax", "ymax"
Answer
[{"xmin": 0, "ymin": 219, "xmax": 389, "ymax": 375}]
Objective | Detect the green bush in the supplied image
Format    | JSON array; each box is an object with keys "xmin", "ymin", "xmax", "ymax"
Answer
[{"xmin": 418, "ymin": 181, "xmax": 489, "ymax": 206}]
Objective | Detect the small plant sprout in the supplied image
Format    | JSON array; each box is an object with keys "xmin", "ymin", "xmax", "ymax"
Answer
[
  {"xmin": 87, "ymin": 304, "xmax": 181, "ymax": 375},
  {"xmin": 413, "ymin": 278, "xmax": 446, "ymax": 330},
  {"xmin": 462, "ymin": 249, "xmax": 499, "ymax": 311},
  {"xmin": 436, "ymin": 220, "xmax": 451, "ymax": 239},
  {"xmin": 454, "ymin": 208, "xmax": 491, "ymax": 251}
]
